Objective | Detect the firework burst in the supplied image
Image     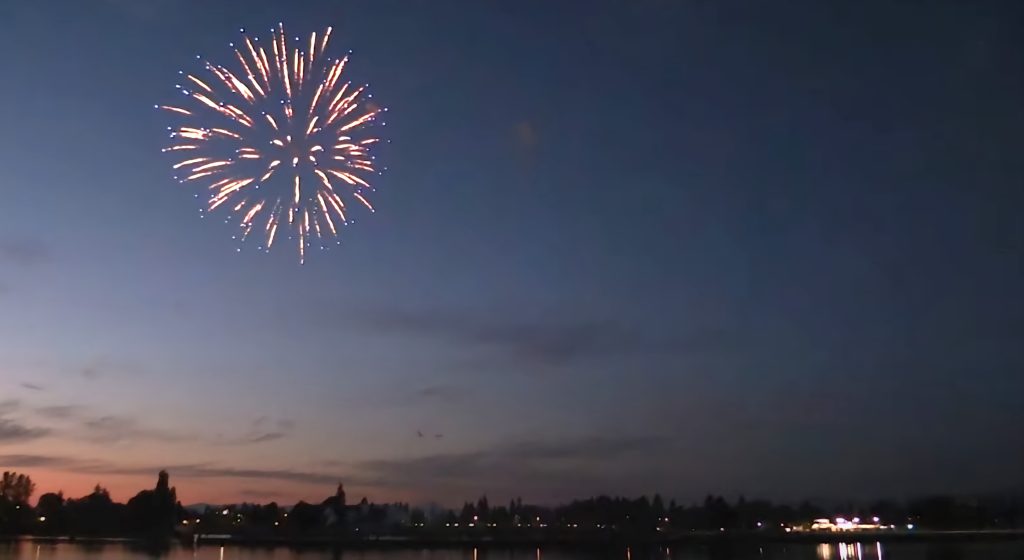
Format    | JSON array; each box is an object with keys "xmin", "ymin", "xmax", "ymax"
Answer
[{"xmin": 160, "ymin": 24, "xmax": 387, "ymax": 263}]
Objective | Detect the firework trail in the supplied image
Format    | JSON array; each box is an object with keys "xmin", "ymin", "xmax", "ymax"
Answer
[{"xmin": 160, "ymin": 24, "xmax": 387, "ymax": 263}]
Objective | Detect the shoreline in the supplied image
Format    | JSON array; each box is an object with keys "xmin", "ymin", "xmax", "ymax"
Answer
[{"xmin": 4, "ymin": 530, "xmax": 1024, "ymax": 549}]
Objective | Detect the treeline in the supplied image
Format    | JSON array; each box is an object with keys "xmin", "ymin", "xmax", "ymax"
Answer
[
  {"xmin": 1, "ymin": 470, "xmax": 182, "ymax": 537},
  {"xmin": 2, "ymin": 470, "xmax": 1023, "ymax": 539},
  {"xmin": 446, "ymin": 494, "xmax": 1024, "ymax": 533}
]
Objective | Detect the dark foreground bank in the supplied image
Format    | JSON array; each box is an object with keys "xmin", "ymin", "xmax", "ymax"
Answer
[{"xmin": 6, "ymin": 528, "xmax": 1024, "ymax": 549}]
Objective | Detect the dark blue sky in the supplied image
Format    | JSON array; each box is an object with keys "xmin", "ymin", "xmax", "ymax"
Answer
[{"xmin": 0, "ymin": 0, "xmax": 1021, "ymax": 505}]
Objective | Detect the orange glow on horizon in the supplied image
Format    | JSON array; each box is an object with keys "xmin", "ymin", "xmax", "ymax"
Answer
[{"xmin": 21, "ymin": 468, "xmax": 423, "ymax": 507}]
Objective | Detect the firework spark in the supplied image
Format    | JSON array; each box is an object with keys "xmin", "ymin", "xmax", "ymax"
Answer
[{"xmin": 161, "ymin": 24, "xmax": 386, "ymax": 263}]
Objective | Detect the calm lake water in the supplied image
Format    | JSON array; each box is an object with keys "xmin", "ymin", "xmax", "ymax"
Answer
[{"xmin": 1, "ymin": 541, "xmax": 1023, "ymax": 560}]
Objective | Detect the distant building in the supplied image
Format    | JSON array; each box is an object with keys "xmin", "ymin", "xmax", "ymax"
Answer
[
  {"xmin": 793, "ymin": 517, "xmax": 892, "ymax": 532},
  {"xmin": 321, "ymin": 484, "xmax": 347, "ymax": 526}
]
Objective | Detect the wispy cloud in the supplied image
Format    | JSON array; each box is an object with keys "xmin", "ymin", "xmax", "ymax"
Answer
[
  {"xmin": 0, "ymin": 454, "xmax": 71, "ymax": 467},
  {"xmin": 275, "ymin": 419, "xmax": 295, "ymax": 431},
  {"xmin": 20, "ymin": 383, "xmax": 44, "ymax": 392},
  {"xmin": 107, "ymin": 464, "xmax": 340, "ymax": 485},
  {"xmin": 358, "ymin": 435, "xmax": 668, "ymax": 474},
  {"xmin": 28, "ymin": 403, "xmax": 194, "ymax": 444},
  {"xmin": 356, "ymin": 308, "xmax": 673, "ymax": 369},
  {"xmin": 78, "ymin": 355, "xmax": 146, "ymax": 381},
  {"xmin": 82, "ymin": 415, "xmax": 187, "ymax": 443},
  {"xmin": 0, "ymin": 399, "xmax": 49, "ymax": 444},
  {"xmin": 348, "ymin": 435, "xmax": 672, "ymax": 497},
  {"xmin": 413, "ymin": 384, "xmax": 467, "ymax": 404},
  {"xmin": 0, "ymin": 454, "xmax": 341, "ymax": 486},
  {"xmin": 251, "ymin": 416, "xmax": 295, "ymax": 432},
  {"xmin": 31, "ymin": 405, "xmax": 155, "ymax": 439},
  {"xmin": 33, "ymin": 405, "xmax": 290, "ymax": 447},
  {"xmin": 217, "ymin": 416, "xmax": 295, "ymax": 445},
  {"xmin": 0, "ymin": 418, "xmax": 50, "ymax": 443},
  {"xmin": 35, "ymin": 405, "xmax": 83, "ymax": 420},
  {"xmin": 239, "ymin": 432, "xmax": 286, "ymax": 444},
  {"xmin": 0, "ymin": 399, "xmax": 21, "ymax": 415},
  {"xmin": 0, "ymin": 435, "xmax": 670, "ymax": 500}
]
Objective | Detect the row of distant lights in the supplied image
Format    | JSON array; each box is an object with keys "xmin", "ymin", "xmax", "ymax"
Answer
[
  {"xmin": 181, "ymin": 509, "xmax": 291, "ymax": 526},
  {"xmin": 166, "ymin": 511, "xmax": 913, "ymax": 532},
  {"xmin": 435, "ymin": 515, "xmax": 917, "ymax": 532},
  {"xmin": 812, "ymin": 516, "xmax": 915, "ymax": 531}
]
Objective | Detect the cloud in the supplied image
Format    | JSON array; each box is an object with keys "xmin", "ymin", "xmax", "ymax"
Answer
[
  {"xmin": 20, "ymin": 383, "xmax": 44, "ymax": 392},
  {"xmin": 35, "ymin": 405, "xmax": 84, "ymax": 420},
  {"xmin": 82, "ymin": 415, "xmax": 187, "ymax": 443},
  {"xmin": 275, "ymin": 419, "xmax": 295, "ymax": 431},
  {"xmin": 349, "ymin": 435, "xmax": 671, "ymax": 497},
  {"xmin": 0, "ymin": 399, "xmax": 21, "ymax": 415},
  {"xmin": 0, "ymin": 454, "xmax": 342, "ymax": 486},
  {"xmin": 0, "ymin": 418, "xmax": 50, "ymax": 443},
  {"xmin": 0, "ymin": 436, "xmax": 668, "ymax": 500},
  {"xmin": 32, "ymin": 404, "xmax": 288, "ymax": 447},
  {"xmin": 218, "ymin": 417, "xmax": 295, "ymax": 445},
  {"xmin": 357, "ymin": 308, "xmax": 671, "ymax": 369},
  {"xmin": 78, "ymin": 355, "xmax": 145, "ymax": 380},
  {"xmin": 18, "ymin": 401, "xmax": 188, "ymax": 447},
  {"xmin": 241, "ymin": 432, "xmax": 286, "ymax": 444},
  {"xmin": 0, "ymin": 238, "xmax": 50, "ymax": 266},
  {"xmin": 251, "ymin": 416, "xmax": 295, "ymax": 432},
  {"xmin": 121, "ymin": 465, "xmax": 339, "ymax": 485},
  {"xmin": 0, "ymin": 454, "xmax": 71, "ymax": 467}
]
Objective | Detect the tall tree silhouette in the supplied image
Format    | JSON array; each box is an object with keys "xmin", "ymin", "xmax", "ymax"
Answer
[
  {"xmin": 0, "ymin": 472, "xmax": 35, "ymax": 505},
  {"xmin": 126, "ymin": 471, "xmax": 179, "ymax": 535}
]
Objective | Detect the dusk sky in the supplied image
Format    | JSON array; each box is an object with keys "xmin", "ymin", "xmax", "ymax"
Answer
[{"xmin": 0, "ymin": 0, "xmax": 1021, "ymax": 507}]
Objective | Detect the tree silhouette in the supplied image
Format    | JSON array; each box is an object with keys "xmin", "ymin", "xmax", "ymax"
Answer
[
  {"xmin": 652, "ymin": 494, "xmax": 665, "ymax": 517},
  {"xmin": 63, "ymin": 485, "xmax": 125, "ymax": 536},
  {"xmin": 1, "ymin": 468, "xmax": 1023, "ymax": 539},
  {"xmin": 36, "ymin": 492, "xmax": 64, "ymax": 514},
  {"xmin": 476, "ymin": 495, "xmax": 490, "ymax": 521},
  {"xmin": 126, "ymin": 471, "xmax": 178, "ymax": 535},
  {"xmin": 0, "ymin": 472, "xmax": 35, "ymax": 505},
  {"xmin": 289, "ymin": 501, "xmax": 322, "ymax": 531}
]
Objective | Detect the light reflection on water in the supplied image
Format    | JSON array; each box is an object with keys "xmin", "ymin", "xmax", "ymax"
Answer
[{"xmin": 2, "ymin": 540, "xmax": 1023, "ymax": 560}]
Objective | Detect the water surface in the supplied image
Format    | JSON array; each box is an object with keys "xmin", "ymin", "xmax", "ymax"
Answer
[{"xmin": 2, "ymin": 541, "xmax": 1022, "ymax": 560}]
